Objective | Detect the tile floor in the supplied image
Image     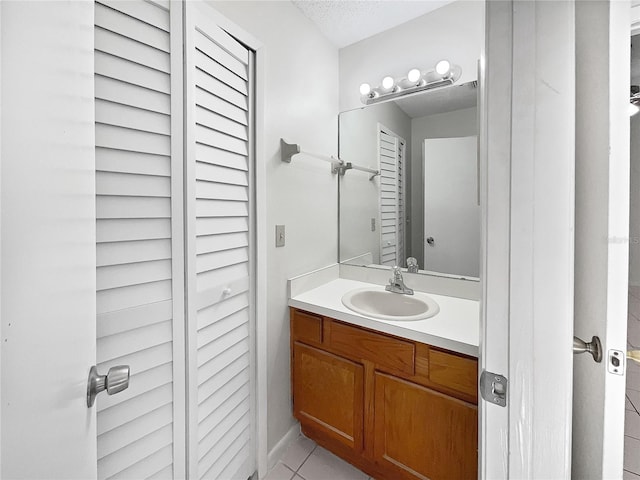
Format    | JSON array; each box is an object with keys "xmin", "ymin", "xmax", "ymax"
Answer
[
  {"xmin": 626, "ymin": 287, "xmax": 640, "ymax": 479},
  {"xmin": 264, "ymin": 435, "xmax": 371, "ymax": 480}
]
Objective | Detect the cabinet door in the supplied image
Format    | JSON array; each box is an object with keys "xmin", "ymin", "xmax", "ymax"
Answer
[
  {"xmin": 293, "ymin": 342, "xmax": 364, "ymax": 452},
  {"xmin": 374, "ymin": 372, "xmax": 477, "ymax": 480}
]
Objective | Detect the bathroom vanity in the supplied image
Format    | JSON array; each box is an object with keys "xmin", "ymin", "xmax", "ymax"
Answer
[{"xmin": 288, "ymin": 277, "xmax": 479, "ymax": 480}]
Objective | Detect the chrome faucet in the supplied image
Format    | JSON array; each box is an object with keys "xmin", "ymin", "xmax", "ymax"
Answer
[
  {"xmin": 406, "ymin": 257, "xmax": 419, "ymax": 273},
  {"xmin": 385, "ymin": 266, "xmax": 414, "ymax": 295}
]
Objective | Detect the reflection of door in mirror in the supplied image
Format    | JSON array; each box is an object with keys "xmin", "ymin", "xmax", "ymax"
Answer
[
  {"xmin": 379, "ymin": 125, "xmax": 406, "ymax": 267},
  {"xmin": 423, "ymin": 136, "xmax": 479, "ymax": 277}
]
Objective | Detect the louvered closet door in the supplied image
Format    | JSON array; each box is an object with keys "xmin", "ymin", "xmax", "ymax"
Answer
[
  {"xmin": 379, "ymin": 130, "xmax": 399, "ymax": 266},
  {"xmin": 184, "ymin": 3, "xmax": 256, "ymax": 480},
  {"xmin": 95, "ymin": 1, "xmax": 184, "ymax": 479}
]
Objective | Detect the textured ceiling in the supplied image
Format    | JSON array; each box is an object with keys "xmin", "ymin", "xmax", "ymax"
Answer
[{"xmin": 291, "ymin": 0, "xmax": 456, "ymax": 48}]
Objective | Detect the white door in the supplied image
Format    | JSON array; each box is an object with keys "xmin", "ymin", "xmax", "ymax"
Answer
[
  {"xmin": 573, "ymin": 1, "xmax": 629, "ymax": 478},
  {"xmin": 0, "ymin": 1, "xmax": 98, "ymax": 478},
  {"xmin": 423, "ymin": 136, "xmax": 479, "ymax": 277},
  {"xmin": 482, "ymin": 1, "xmax": 628, "ymax": 478},
  {"xmin": 184, "ymin": 3, "xmax": 256, "ymax": 479}
]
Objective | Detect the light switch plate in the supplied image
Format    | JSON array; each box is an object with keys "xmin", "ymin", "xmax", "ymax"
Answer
[{"xmin": 275, "ymin": 225, "xmax": 285, "ymax": 247}]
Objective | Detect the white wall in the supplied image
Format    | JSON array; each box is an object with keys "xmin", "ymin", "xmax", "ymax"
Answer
[
  {"xmin": 411, "ymin": 107, "xmax": 477, "ymax": 267},
  {"xmin": 339, "ymin": 0, "xmax": 484, "ymax": 112},
  {"xmin": 209, "ymin": 0, "xmax": 339, "ymax": 456},
  {"xmin": 339, "ymin": 102, "xmax": 411, "ymax": 264}
]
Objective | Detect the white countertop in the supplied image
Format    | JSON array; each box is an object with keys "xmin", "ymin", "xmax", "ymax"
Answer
[{"xmin": 288, "ymin": 278, "xmax": 479, "ymax": 357}]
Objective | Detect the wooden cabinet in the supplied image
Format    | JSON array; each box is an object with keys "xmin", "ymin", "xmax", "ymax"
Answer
[
  {"xmin": 292, "ymin": 342, "xmax": 364, "ymax": 452},
  {"xmin": 290, "ymin": 308, "xmax": 478, "ymax": 480},
  {"xmin": 373, "ymin": 373, "xmax": 478, "ymax": 480}
]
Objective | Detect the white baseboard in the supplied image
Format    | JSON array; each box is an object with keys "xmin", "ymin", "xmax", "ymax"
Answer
[{"xmin": 266, "ymin": 422, "xmax": 301, "ymax": 472}]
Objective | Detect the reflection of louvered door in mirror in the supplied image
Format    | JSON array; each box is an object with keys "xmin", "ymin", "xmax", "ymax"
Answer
[
  {"xmin": 378, "ymin": 126, "xmax": 406, "ymax": 267},
  {"xmin": 94, "ymin": 2, "xmax": 256, "ymax": 478}
]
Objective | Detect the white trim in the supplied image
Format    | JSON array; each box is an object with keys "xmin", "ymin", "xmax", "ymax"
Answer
[
  {"xmin": 0, "ymin": 1, "xmax": 3, "ymax": 471},
  {"xmin": 601, "ymin": 2, "xmax": 630, "ymax": 473},
  {"xmin": 0, "ymin": 1, "xmax": 3, "ymax": 472},
  {"xmin": 169, "ymin": 2, "xmax": 187, "ymax": 478},
  {"xmin": 479, "ymin": 2, "xmax": 510, "ymax": 477},
  {"xmin": 254, "ymin": 42, "xmax": 268, "ymax": 480},
  {"xmin": 267, "ymin": 423, "xmax": 301, "ymax": 472}
]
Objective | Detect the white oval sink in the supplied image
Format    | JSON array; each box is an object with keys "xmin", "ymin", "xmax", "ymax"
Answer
[{"xmin": 341, "ymin": 287, "xmax": 440, "ymax": 321}]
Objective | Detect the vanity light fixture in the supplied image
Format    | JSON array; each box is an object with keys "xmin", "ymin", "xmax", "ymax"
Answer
[{"xmin": 359, "ymin": 59, "xmax": 462, "ymax": 105}]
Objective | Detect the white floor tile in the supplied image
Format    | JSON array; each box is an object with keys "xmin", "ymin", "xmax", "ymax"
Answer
[
  {"xmin": 264, "ymin": 462, "xmax": 295, "ymax": 480},
  {"xmin": 625, "ymin": 436, "xmax": 640, "ymax": 474},
  {"xmin": 629, "ymin": 370, "xmax": 640, "ymax": 392},
  {"xmin": 298, "ymin": 447, "xmax": 369, "ymax": 480},
  {"xmin": 626, "ymin": 409, "xmax": 640, "ymax": 440},
  {"xmin": 628, "ymin": 391, "xmax": 640, "ymax": 412},
  {"xmin": 630, "ymin": 296, "xmax": 640, "ymax": 322},
  {"xmin": 280, "ymin": 435, "xmax": 316, "ymax": 472},
  {"xmin": 630, "ymin": 286, "xmax": 640, "ymax": 301},
  {"xmin": 629, "ymin": 324, "xmax": 640, "ymax": 349}
]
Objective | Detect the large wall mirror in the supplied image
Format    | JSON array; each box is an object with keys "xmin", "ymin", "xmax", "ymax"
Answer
[{"xmin": 338, "ymin": 81, "xmax": 479, "ymax": 278}]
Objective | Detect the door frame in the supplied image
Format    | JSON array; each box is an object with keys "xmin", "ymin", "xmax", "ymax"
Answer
[{"xmin": 481, "ymin": 1, "xmax": 577, "ymax": 477}]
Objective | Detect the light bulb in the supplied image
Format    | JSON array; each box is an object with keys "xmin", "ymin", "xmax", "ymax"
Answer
[
  {"xmin": 382, "ymin": 76, "xmax": 395, "ymax": 90},
  {"xmin": 435, "ymin": 60, "xmax": 451, "ymax": 76},
  {"xmin": 630, "ymin": 102, "xmax": 640, "ymax": 117},
  {"xmin": 359, "ymin": 83, "xmax": 371, "ymax": 96},
  {"xmin": 407, "ymin": 68, "xmax": 421, "ymax": 83}
]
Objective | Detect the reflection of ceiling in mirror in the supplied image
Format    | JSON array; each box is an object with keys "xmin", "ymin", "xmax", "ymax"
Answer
[
  {"xmin": 291, "ymin": 0, "xmax": 456, "ymax": 48},
  {"xmin": 394, "ymin": 81, "xmax": 478, "ymax": 118}
]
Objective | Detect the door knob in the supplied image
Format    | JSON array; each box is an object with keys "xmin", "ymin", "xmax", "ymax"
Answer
[
  {"xmin": 87, "ymin": 365, "xmax": 130, "ymax": 408},
  {"xmin": 573, "ymin": 335, "xmax": 602, "ymax": 363}
]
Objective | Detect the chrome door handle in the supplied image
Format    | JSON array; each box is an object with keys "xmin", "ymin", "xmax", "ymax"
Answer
[
  {"xmin": 87, "ymin": 365, "xmax": 130, "ymax": 407},
  {"xmin": 573, "ymin": 335, "xmax": 602, "ymax": 363}
]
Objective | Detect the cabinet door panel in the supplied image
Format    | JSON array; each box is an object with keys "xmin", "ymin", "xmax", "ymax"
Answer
[
  {"xmin": 293, "ymin": 342, "xmax": 364, "ymax": 452},
  {"xmin": 374, "ymin": 372, "xmax": 477, "ymax": 480}
]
